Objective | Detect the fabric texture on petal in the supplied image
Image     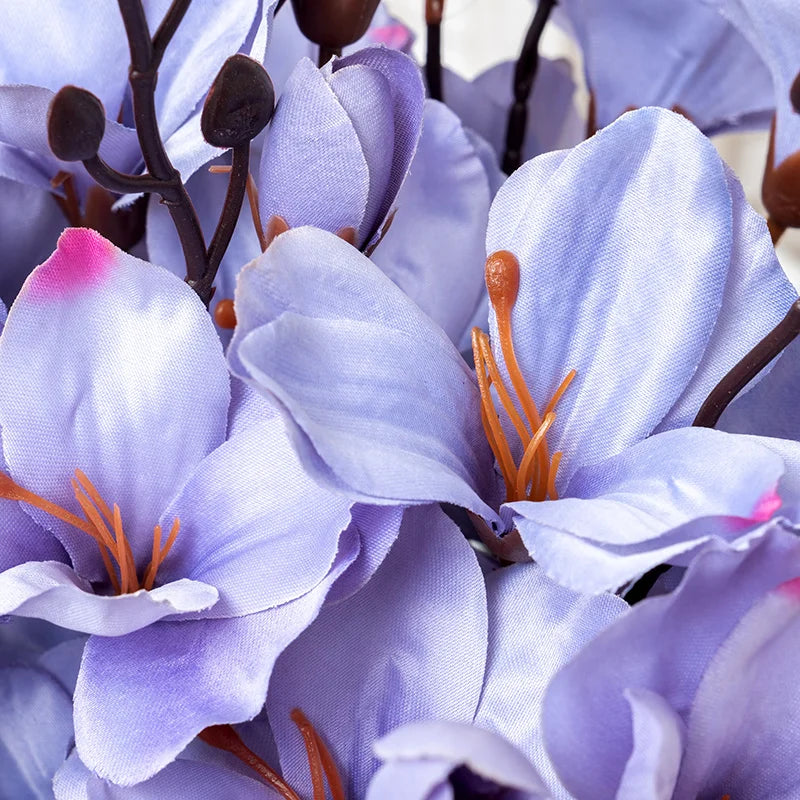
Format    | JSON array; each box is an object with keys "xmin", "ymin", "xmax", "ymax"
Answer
[
  {"xmin": 0, "ymin": 229, "xmax": 230, "ymax": 581},
  {"xmin": 267, "ymin": 505, "xmax": 488, "ymax": 798},
  {"xmin": 486, "ymin": 107, "xmax": 794, "ymax": 484},
  {"xmin": 230, "ymin": 226, "xmax": 498, "ymax": 522}
]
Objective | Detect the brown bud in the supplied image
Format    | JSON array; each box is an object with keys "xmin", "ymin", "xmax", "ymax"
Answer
[
  {"xmin": 762, "ymin": 116, "xmax": 800, "ymax": 229},
  {"xmin": 48, "ymin": 86, "xmax": 106, "ymax": 162},
  {"xmin": 290, "ymin": 0, "xmax": 381, "ymax": 48}
]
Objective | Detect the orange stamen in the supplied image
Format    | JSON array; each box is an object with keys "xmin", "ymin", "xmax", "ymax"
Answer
[
  {"xmin": 473, "ymin": 328, "xmax": 518, "ymax": 494},
  {"xmin": 547, "ymin": 452, "xmax": 563, "ymax": 501},
  {"xmin": 0, "ymin": 470, "xmax": 178, "ymax": 595},
  {"xmin": 143, "ymin": 525, "xmax": 162, "ymax": 592},
  {"xmin": 515, "ymin": 412, "xmax": 555, "ymax": 501},
  {"xmin": 476, "ymin": 330, "xmax": 531, "ymax": 446},
  {"xmin": 310, "ymin": 724, "xmax": 345, "ymax": 800},
  {"xmin": 210, "ymin": 165, "xmax": 268, "ymax": 252},
  {"xmin": 199, "ymin": 725, "xmax": 301, "ymax": 800},
  {"xmin": 290, "ymin": 709, "xmax": 327, "ymax": 800},
  {"xmin": 472, "ymin": 251, "xmax": 577, "ymax": 506}
]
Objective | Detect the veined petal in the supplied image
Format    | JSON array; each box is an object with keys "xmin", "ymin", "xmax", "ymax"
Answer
[
  {"xmin": 707, "ymin": 0, "xmax": 800, "ymax": 165},
  {"xmin": 159, "ymin": 416, "xmax": 354, "ymax": 617},
  {"xmin": 73, "ymin": 524, "xmax": 360, "ymax": 785},
  {"xmin": 267, "ymin": 506, "xmax": 488, "ymax": 798},
  {"xmin": 557, "ymin": 0, "xmax": 772, "ymax": 134},
  {"xmin": 371, "ymin": 100, "xmax": 492, "ymax": 344},
  {"xmin": 0, "ymin": 561, "xmax": 217, "ymax": 636},
  {"xmin": 257, "ymin": 58, "xmax": 370, "ymax": 237},
  {"xmin": 0, "ymin": 229, "xmax": 230, "ymax": 581},
  {"xmin": 0, "ymin": 664, "xmax": 74, "ymax": 800},
  {"xmin": 511, "ymin": 427, "xmax": 785, "ymax": 592},
  {"xmin": 542, "ymin": 525, "xmax": 800, "ymax": 799},
  {"xmin": 230, "ymin": 226, "xmax": 498, "ymax": 522},
  {"xmin": 487, "ymin": 108, "xmax": 794, "ymax": 482},
  {"xmin": 474, "ymin": 562, "xmax": 627, "ymax": 798}
]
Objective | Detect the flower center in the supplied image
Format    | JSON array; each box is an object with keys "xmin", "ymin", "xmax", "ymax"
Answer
[
  {"xmin": 0, "ymin": 469, "xmax": 179, "ymax": 595},
  {"xmin": 472, "ymin": 250, "xmax": 575, "ymax": 504},
  {"xmin": 200, "ymin": 711, "xmax": 345, "ymax": 800}
]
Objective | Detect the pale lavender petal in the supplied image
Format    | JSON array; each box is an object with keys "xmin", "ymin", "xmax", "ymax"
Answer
[
  {"xmin": 0, "ymin": 229, "xmax": 229, "ymax": 581},
  {"xmin": 73, "ymin": 526, "xmax": 359, "ymax": 784},
  {"xmin": 158, "ymin": 416, "xmax": 354, "ymax": 617},
  {"xmin": 673, "ymin": 574, "xmax": 800, "ymax": 798},
  {"xmin": 558, "ymin": 0, "xmax": 772, "ymax": 133},
  {"xmin": 0, "ymin": 561, "xmax": 217, "ymax": 636},
  {"xmin": 542, "ymin": 525, "xmax": 800, "ymax": 799},
  {"xmin": 0, "ymin": 1, "xmax": 131, "ymax": 115},
  {"xmin": 474, "ymin": 562, "xmax": 626, "ymax": 798},
  {"xmin": 510, "ymin": 428, "xmax": 785, "ymax": 592},
  {"xmin": 230, "ymin": 226, "xmax": 499, "ymax": 522},
  {"xmin": 707, "ymin": 0, "xmax": 800, "ymax": 164},
  {"xmin": 0, "ymin": 664, "xmax": 74, "ymax": 800},
  {"xmin": 616, "ymin": 689, "xmax": 684, "ymax": 800},
  {"xmin": 332, "ymin": 46, "xmax": 424, "ymax": 247},
  {"xmin": 487, "ymin": 108, "xmax": 794, "ymax": 483},
  {"xmin": 370, "ymin": 100, "xmax": 491, "ymax": 344},
  {"xmin": 367, "ymin": 760, "xmax": 453, "ymax": 800},
  {"xmin": 258, "ymin": 58, "xmax": 370, "ymax": 237},
  {"xmin": 443, "ymin": 58, "xmax": 581, "ymax": 162},
  {"xmin": 54, "ymin": 751, "xmax": 272, "ymax": 800},
  {"xmin": 267, "ymin": 505, "xmax": 488, "ymax": 797},
  {"xmin": 374, "ymin": 721, "xmax": 549, "ymax": 797}
]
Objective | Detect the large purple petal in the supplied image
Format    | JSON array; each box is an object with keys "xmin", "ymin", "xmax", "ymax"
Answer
[
  {"xmin": 73, "ymin": 526, "xmax": 359, "ymax": 784},
  {"xmin": 671, "ymin": 573, "xmax": 800, "ymax": 798},
  {"xmin": 474, "ymin": 562, "xmax": 627, "ymax": 798},
  {"xmin": 332, "ymin": 46, "xmax": 424, "ymax": 247},
  {"xmin": 230, "ymin": 226, "xmax": 499, "ymax": 522},
  {"xmin": 487, "ymin": 108, "xmax": 795, "ymax": 483},
  {"xmin": 557, "ymin": 0, "xmax": 772, "ymax": 134},
  {"xmin": 510, "ymin": 427, "xmax": 785, "ymax": 592},
  {"xmin": 0, "ymin": 561, "xmax": 217, "ymax": 636},
  {"xmin": 707, "ymin": 0, "xmax": 800, "ymax": 165},
  {"xmin": 0, "ymin": 229, "xmax": 230, "ymax": 581},
  {"xmin": 542, "ymin": 524, "xmax": 800, "ymax": 799},
  {"xmin": 257, "ymin": 58, "xmax": 370, "ymax": 238},
  {"xmin": 266, "ymin": 505, "xmax": 488, "ymax": 797},
  {"xmin": 158, "ymin": 416, "xmax": 354, "ymax": 617},
  {"xmin": 370, "ymin": 100, "xmax": 492, "ymax": 344},
  {"xmin": 0, "ymin": 664, "xmax": 74, "ymax": 800},
  {"xmin": 443, "ymin": 58, "xmax": 581, "ymax": 163}
]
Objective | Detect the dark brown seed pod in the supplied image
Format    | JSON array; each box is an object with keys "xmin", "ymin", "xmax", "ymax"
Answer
[
  {"xmin": 791, "ymin": 71, "xmax": 800, "ymax": 115},
  {"xmin": 201, "ymin": 55, "xmax": 275, "ymax": 149},
  {"xmin": 290, "ymin": 0, "xmax": 381, "ymax": 48},
  {"xmin": 762, "ymin": 117, "xmax": 800, "ymax": 230},
  {"xmin": 47, "ymin": 86, "xmax": 106, "ymax": 162}
]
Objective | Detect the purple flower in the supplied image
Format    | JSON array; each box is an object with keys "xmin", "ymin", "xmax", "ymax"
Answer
[
  {"xmin": 555, "ymin": 0, "xmax": 773, "ymax": 134},
  {"xmin": 542, "ymin": 521, "xmax": 800, "ymax": 799},
  {"xmin": 148, "ymin": 96, "xmax": 501, "ymax": 348},
  {"xmin": 229, "ymin": 106, "xmax": 798, "ymax": 593},
  {"xmin": 255, "ymin": 45, "xmax": 424, "ymax": 251},
  {"xmin": 0, "ymin": 228, "xmax": 389, "ymax": 785},
  {"xmin": 53, "ymin": 506, "xmax": 626, "ymax": 799}
]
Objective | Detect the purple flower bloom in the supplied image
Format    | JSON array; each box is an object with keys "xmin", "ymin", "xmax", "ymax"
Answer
[
  {"xmin": 229, "ymin": 106, "xmax": 798, "ymax": 593},
  {"xmin": 555, "ymin": 0, "xmax": 773, "ymax": 134},
  {"xmin": 542, "ymin": 521, "xmax": 800, "ymax": 799},
  {"xmin": 0, "ymin": 228, "xmax": 390, "ymax": 785}
]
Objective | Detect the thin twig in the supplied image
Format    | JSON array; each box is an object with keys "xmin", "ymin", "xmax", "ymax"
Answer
[{"xmin": 425, "ymin": 0, "xmax": 444, "ymax": 101}]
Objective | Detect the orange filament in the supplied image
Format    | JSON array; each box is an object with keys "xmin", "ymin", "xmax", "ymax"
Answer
[
  {"xmin": 210, "ymin": 165, "xmax": 268, "ymax": 252},
  {"xmin": 291, "ymin": 709, "xmax": 347, "ymax": 800},
  {"xmin": 472, "ymin": 251, "xmax": 576, "ymax": 503},
  {"xmin": 0, "ymin": 469, "xmax": 179, "ymax": 595},
  {"xmin": 199, "ymin": 725, "xmax": 301, "ymax": 800}
]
